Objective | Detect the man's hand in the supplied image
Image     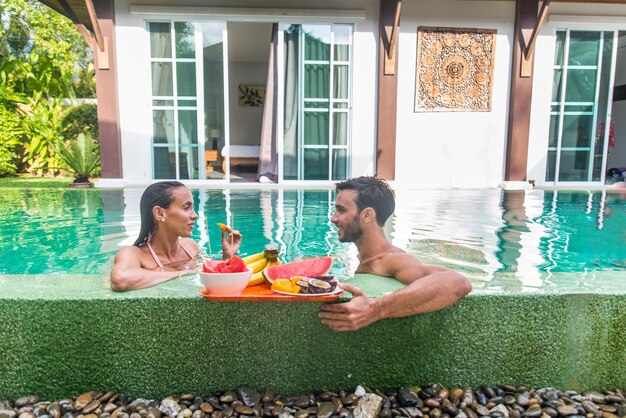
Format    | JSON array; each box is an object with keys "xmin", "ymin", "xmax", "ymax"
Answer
[{"xmin": 319, "ymin": 283, "xmax": 382, "ymax": 331}]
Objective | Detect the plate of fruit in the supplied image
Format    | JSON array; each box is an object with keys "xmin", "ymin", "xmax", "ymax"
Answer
[{"xmin": 270, "ymin": 275, "xmax": 341, "ymax": 297}]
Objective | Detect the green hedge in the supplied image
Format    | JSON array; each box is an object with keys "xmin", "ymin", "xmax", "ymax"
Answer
[{"xmin": 0, "ymin": 102, "xmax": 23, "ymax": 177}]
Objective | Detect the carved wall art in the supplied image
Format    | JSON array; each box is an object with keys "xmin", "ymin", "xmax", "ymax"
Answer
[{"xmin": 415, "ymin": 27, "xmax": 496, "ymax": 112}]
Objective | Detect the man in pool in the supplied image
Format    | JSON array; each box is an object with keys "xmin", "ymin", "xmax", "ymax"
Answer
[{"xmin": 319, "ymin": 176, "xmax": 472, "ymax": 332}]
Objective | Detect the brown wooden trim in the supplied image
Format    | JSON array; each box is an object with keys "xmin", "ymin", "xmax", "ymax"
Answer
[
  {"xmin": 521, "ymin": 0, "xmax": 550, "ymax": 77},
  {"xmin": 384, "ymin": 0, "xmax": 402, "ymax": 75},
  {"xmin": 94, "ymin": 0, "xmax": 123, "ymax": 179},
  {"xmin": 505, "ymin": 0, "xmax": 537, "ymax": 182},
  {"xmin": 614, "ymin": 84, "xmax": 626, "ymax": 102},
  {"xmin": 376, "ymin": 0, "xmax": 400, "ymax": 180}
]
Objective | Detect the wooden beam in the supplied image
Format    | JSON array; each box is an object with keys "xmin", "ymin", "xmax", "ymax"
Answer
[
  {"xmin": 384, "ymin": 0, "xmax": 402, "ymax": 75},
  {"xmin": 56, "ymin": 0, "xmax": 95, "ymax": 51},
  {"xmin": 376, "ymin": 0, "xmax": 399, "ymax": 180},
  {"xmin": 521, "ymin": 0, "xmax": 550, "ymax": 77},
  {"xmin": 84, "ymin": 0, "xmax": 110, "ymax": 69},
  {"xmin": 505, "ymin": 0, "xmax": 537, "ymax": 182}
]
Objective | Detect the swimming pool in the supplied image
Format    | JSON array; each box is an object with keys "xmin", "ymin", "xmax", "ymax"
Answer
[{"xmin": 1, "ymin": 187, "xmax": 624, "ymax": 293}]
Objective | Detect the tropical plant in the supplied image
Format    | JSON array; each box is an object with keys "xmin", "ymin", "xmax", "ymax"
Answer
[
  {"xmin": 19, "ymin": 93, "xmax": 63, "ymax": 174},
  {"xmin": 53, "ymin": 132, "xmax": 100, "ymax": 184}
]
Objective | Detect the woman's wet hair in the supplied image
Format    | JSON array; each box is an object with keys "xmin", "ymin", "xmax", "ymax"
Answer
[
  {"xmin": 335, "ymin": 176, "xmax": 395, "ymax": 226},
  {"xmin": 134, "ymin": 181, "xmax": 185, "ymax": 246}
]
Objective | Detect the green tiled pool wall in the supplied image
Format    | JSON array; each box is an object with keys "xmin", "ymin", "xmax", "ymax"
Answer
[{"xmin": 0, "ymin": 276, "xmax": 624, "ymax": 399}]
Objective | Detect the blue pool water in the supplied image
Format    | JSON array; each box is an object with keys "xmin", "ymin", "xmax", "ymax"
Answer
[{"xmin": 1, "ymin": 188, "xmax": 624, "ymax": 292}]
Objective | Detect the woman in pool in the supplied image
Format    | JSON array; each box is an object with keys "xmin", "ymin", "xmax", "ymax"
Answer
[{"xmin": 110, "ymin": 181, "xmax": 241, "ymax": 291}]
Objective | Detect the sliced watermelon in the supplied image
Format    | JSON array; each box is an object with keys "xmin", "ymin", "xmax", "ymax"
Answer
[
  {"xmin": 263, "ymin": 256, "xmax": 333, "ymax": 283},
  {"xmin": 217, "ymin": 255, "xmax": 247, "ymax": 273},
  {"xmin": 202, "ymin": 259, "xmax": 220, "ymax": 273}
]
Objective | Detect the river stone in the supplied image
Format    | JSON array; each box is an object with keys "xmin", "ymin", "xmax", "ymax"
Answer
[
  {"xmin": 584, "ymin": 394, "xmax": 606, "ymax": 404},
  {"xmin": 460, "ymin": 391, "xmax": 475, "ymax": 409},
  {"xmin": 191, "ymin": 410, "xmax": 203, "ymax": 418},
  {"xmin": 355, "ymin": 386, "xmax": 367, "ymax": 398},
  {"xmin": 294, "ymin": 410, "xmax": 309, "ymax": 418},
  {"xmin": 439, "ymin": 390, "xmax": 450, "ymax": 400},
  {"xmin": 515, "ymin": 395, "xmax": 530, "ymax": 407},
  {"xmin": 277, "ymin": 413, "xmax": 294, "ymax": 418},
  {"xmin": 103, "ymin": 405, "xmax": 118, "ymax": 414},
  {"xmin": 33, "ymin": 408, "xmax": 46, "ymax": 417},
  {"xmin": 462, "ymin": 407, "xmax": 478, "ymax": 418},
  {"xmin": 98, "ymin": 394, "xmax": 115, "ymax": 405},
  {"xmin": 605, "ymin": 396, "xmax": 624, "ymax": 404},
  {"xmin": 84, "ymin": 414, "xmax": 98, "ymax": 418},
  {"xmin": 239, "ymin": 389, "xmax": 261, "ymax": 408},
  {"xmin": 354, "ymin": 394, "xmax": 382, "ymax": 418},
  {"xmin": 159, "ymin": 400, "xmax": 181, "ymax": 418},
  {"xmin": 601, "ymin": 413, "xmax": 618, "ymax": 418},
  {"xmin": 476, "ymin": 393, "xmax": 488, "ymax": 407},
  {"xmin": 130, "ymin": 412, "xmax": 141, "ymax": 418},
  {"xmin": 442, "ymin": 399, "xmax": 459, "ymax": 416},
  {"xmin": 544, "ymin": 407, "xmax": 558, "ymax": 418},
  {"xmin": 599, "ymin": 406, "xmax": 618, "ymax": 414},
  {"xmin": 0, "ymin": 412, "xmax": 16, "ymax": 418},
  {"xmin": 199, "ymin": 405, "xmax": 212, "ymax": 415},
  {"xmin": 450, "ymin": 389, "xmax": 464, "ymax": 404},
  {"xmin": 617, "ymin": 405, "xmax": 626, "ymax": 418},
  {"xmin": 398, "ymin": 389, "xmax": 422, "ymax": 408},
  {"xmin": 16, "ymin": 399, "xmax": 39, "ymax": 409},
  {"xmin": 557, "ymin": 406, "xmax": 579, "ymax": 416},
  {"xmin": 426, "ymin": 399, "xmax": 441, "ymax": 409},
  {"xmin": 234, "ymin": 406, "xmax": 253, "ymax": 416},
  {"xmin": 179, "ymin": 409, "xmax": 192, "ymax": 418},
  {"xmin": 83, "ymin": 401, "xmax": 101, "ymax": 415},
  {"xmin": 75, "ymin": 395, "xmax": 94, "ymax": 412},
  {"xmin": 489, "ymin": 405, "xmax": 508, "ymax": 417},
  {"xmin": 474, "ymin": 405, "xmax": 490, "ymax": 416}
]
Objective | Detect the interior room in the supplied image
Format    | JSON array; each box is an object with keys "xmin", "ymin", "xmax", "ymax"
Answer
[
  {"xmin": 606, "ymin": 31, "xmax": 626, "ymax": 185},
  {"xmin": 226, "ymin": 22, "xmax": 272, "ymax": 181}
]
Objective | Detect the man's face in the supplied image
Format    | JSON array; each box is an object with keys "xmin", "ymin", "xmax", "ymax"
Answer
[{"xmin": 331, "ymin": 190, "xmax": 363, "ymax": 243}]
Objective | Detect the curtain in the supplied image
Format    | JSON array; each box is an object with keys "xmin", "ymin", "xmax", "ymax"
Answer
[
  {"xmin": 257, "ymin": 24, "xmax": 280, "ymax": 182},
  {"xmin": 283, "ymin": 25, "xmax": 300, "ymax": 180}
]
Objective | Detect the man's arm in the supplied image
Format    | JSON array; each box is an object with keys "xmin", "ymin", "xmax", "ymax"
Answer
[{"xmin": 319, "ymin": 255, "xmax": 471, "ymax": 331}]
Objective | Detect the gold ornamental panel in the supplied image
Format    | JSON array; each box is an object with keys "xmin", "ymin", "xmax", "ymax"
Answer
[{"xmin": 415, "ymin": 27, "xmax": 497, "ymax": 112}]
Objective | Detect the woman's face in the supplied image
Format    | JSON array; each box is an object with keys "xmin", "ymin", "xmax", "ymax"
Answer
[{"xmin": 159, "ymin": 186, "xmax": 198, "ymax": 237}]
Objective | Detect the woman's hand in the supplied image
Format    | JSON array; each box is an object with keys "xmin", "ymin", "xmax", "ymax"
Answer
[{"xmin": 221, "ymin": 226, "xmax": 242, "ymax": 259}]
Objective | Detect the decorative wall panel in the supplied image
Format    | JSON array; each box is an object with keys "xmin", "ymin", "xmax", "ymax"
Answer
[{"xmin": 415, "ymin": 27, "xmax": 496, "ymax": 112}]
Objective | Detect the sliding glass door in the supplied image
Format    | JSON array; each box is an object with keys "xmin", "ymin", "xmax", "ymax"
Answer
[
  {"xmin": 148, "ymin": 21, "xmax": 226, "ymax": 180},
  {"xmin": 282, "ymin": 24, "xmax": 353, "ymax": 181},
  {"xmin": 546, "ymin": 30, "xmax": 616, "ymax": 183}
]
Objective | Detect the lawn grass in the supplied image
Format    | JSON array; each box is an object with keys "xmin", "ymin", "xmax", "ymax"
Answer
[{"xmin": 0, "ymin": 176, "xmax": 76, "ymax": 188}]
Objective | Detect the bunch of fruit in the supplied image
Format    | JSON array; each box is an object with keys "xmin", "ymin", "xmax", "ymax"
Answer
[{"xmin": 241, "ymin": 243, "xmax": 282, "ymax": 286}]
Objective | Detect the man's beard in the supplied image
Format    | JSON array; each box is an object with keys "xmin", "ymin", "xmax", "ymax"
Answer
[{"xmin": 338, "ymin": 215, "xmax": 363, "ymax": 243}]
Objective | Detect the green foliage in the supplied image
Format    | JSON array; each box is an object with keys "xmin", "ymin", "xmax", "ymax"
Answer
[
  {"xmin": 19, "ymin": 93, "xmax": 64, "ymax": 174},
  {"xmin": 53, "ymin": 132, "xmax": 100, "ymax": 183},
  {"xmin": 0, "ymin": 0, "xmax": 94, "ymax": 98},
  {"xmin": 0, "ymin": 101, "xmax": 23, "ymax": 177},
  {"xmin": 61, "ymin": 103, "xmax": 98, "ymax": 140}
]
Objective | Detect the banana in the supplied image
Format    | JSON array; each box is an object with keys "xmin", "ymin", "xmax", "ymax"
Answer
[
  {"xmin": 247, "ymin": 257, "xmax": 269, "ymax": 274},
  {"xmin": 248, "ymin": 270, "xmax": 266, "ymax": 286},
  {"xmin": 242, "ymin": 251, "xmax": 265, "ymax": 265}
]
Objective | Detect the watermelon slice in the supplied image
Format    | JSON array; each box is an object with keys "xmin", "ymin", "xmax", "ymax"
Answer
[
  {"xmin": 263, "ymin": 256, "xmax": 333, "ymax": 283},
  {"xmin": 216, "ymin": 256, "xmax": 247, "ymax": 273}
]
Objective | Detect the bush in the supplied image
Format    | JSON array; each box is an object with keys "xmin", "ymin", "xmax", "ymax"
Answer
[
  {"xmin": 0, "ymin": 102, "xmax": 23, "ymax": 177},
  {"xmin": 61, "ymin": 103, "xmax": 98, "ymax": 140}
]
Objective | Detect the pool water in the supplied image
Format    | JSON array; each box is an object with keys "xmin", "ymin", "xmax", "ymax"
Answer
[{"xmin": 1, "ymin": 188, "xmax": 624, "ymax": 292}]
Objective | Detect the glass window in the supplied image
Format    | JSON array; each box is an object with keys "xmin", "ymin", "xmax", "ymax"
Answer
[
  {"xmin": 332, "ymin": 149, "xmax": 347, "ymax": 180},
  {"xmin": 303, "ymin": 149, "xmax": 329, "ymax": 180},
  {"xmin": 333, "ymin": 65, "xmax": 349, "ymax": 99},
  {"xmin": 175, "ymin": 22, "xmax": 195, "ymax": 58},
  {"xmin": 149, "ymin": 22, "xmax": 171, "ymax": 58},
  {"xmin": 178, "ymin": 110, "xmax": 198, "ymax": 145},
  {"xmin": 304, "ymin": 112, "xmax": 329, "ymax": 145},
  {"xmin": 305, "ymin": 65, "xmax": 330, "ymax": 99},
  {"xmin": 568, "ymin": 31, "xmax": 600, "ymax": 66},
  {"xmin": 558, "ymin": 150, "xmax": 589, "ymax": 181},
  {"xmin": 153, "ymin": 110, "xmax": 174, "ymax": 144},
  {"xmin": 554, "ymin": 31, "xmax": 565, "ymax": 66},
  {"xmin": 333, "ymin": 113, "xmax": 348, "ymax": 145},
  {"xmin": 565, "ymin": 69, "xmax": 597, "ymax": 102},
  {"xmin": 153, "ymin": 146, "xmax": 176, "ymax": 179},
  {"xmin": 303, "ymin": 25, "xmax": 331, "ymax": 61},
  {"xmin": 151, "ymin": 62, "xmax": 173, "ymax": 96},
  {"xmin": 561, "ymin": 115, "xmax": 592, "ymax": 148},
  {"xmin": 176, "ymin": 62, "xmax": 196, "ymax": 96}
]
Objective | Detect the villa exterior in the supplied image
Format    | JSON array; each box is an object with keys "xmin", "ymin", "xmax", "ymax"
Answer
[{"xmin": 39, "ymin": 0, "xmax": 626, "ymax": 188}]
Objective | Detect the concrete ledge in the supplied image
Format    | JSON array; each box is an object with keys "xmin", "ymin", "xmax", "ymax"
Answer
[{"xmin": 0, "ymin": 274, "xmax": 624, "ymax": 399}]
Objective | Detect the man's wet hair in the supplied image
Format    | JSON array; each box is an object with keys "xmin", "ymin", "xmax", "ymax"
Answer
[{"xmin": 335, "ymin": 176, "xmax": 395, "ymax": 226}]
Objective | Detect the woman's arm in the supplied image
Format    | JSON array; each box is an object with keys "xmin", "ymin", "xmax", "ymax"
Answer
[
  {"xmin": 221, "ymin": 227, "xmax": 242, "ymax": 259},
  {"xmin": 110, "ymin": 246, "xmax": 195, "ymax": 292}
]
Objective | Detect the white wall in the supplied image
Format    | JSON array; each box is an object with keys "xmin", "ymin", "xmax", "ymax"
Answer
[
  {"xmin": 394, "ymin": 0, "xmax": 515, "ymax": 188},
  {"xmin": 228, "ymin": 63, "xmax": 267, "ymax": 146}
]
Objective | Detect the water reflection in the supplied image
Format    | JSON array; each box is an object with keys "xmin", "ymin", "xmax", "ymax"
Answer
[{"xmin": 0, "ymin": 188, "xmax": 624, "ymax": 293}]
